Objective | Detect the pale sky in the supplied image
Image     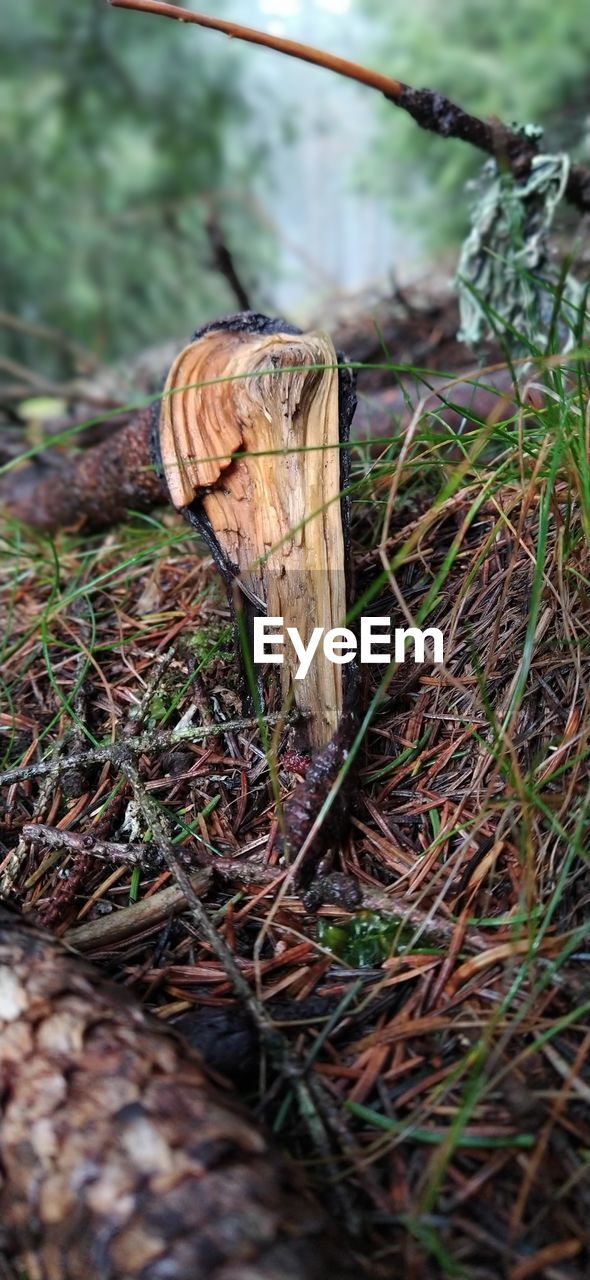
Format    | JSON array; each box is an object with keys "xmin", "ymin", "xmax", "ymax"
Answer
[
  {"xmin": 226, "ymin": 0, "xmax": 420, "ymax": 313},
  {"xmin": 259, "ymin": 0, "xmax": 352, "ymax": 17}
]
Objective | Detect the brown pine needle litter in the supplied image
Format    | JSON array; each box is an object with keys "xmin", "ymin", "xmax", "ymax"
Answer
[{"xmin": 2, "ymin": 340, "xmax": 590, "ymax": 1279}]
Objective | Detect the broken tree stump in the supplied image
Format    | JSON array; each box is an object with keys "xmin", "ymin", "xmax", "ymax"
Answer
[
  {"xmin": 155, "ymin": 313, "xmax": 357, "ymax": 751},
  {"xmin": 0, "ymin": 903, "xmax": 355, "ymax": 1280},
  {"xmin": 1, "ymin": 312, "xmax": 361, "ymax": 857}
]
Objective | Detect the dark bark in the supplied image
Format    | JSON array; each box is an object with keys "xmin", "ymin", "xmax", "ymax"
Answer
[
  {"xmin": 395, "ymin": 87, "xmax": 540, "ymax": 178},
  {"xmin": 3, "ymin": 406, "xmax": 160, "ymax": 531},
  {"xmin": 279, "ymin": 674, "xmax": 362, "ymax": 879},
  {"xmin": 395, "ymin": 84, "xmax": 590, "ymax": 212},
  {"xmin": 0, "ymin": 904, "xmax": 355, "ymax": 1280}
]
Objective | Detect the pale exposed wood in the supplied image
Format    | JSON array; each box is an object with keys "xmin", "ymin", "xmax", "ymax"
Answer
[
  {"xmin": 159, "ymin": 328, "xmax": 348, "ymax": 750},
  {"xmin": 64, "ymin": 868, "xmax": 211, "ymax": 950}
]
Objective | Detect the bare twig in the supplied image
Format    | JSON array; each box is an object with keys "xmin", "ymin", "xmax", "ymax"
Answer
[
  {"xmin": 0, "ymin": 713, "xmax": 282, "ymax": 789},
  {"xmin": 24, "ymin": 821, "xmax": 282, "ymax": 887},
  {"xmin": 204, "ymin": 203, "xmax": 253, "ymax": 311},
  {"xmin": 23, "ymin": 822, "xmax": 164, "ymax": 869},
  {"xmin": 64, "ymin": 867, "xmax": 212, "ymax": 949},
  {"xmin": 360, "ymin": 884, "xmax": 489, "ymax": 954},
  {"xmin": 110, "ymin": 0, "xmax": 403, "ymax": 97},
  {"xmin": 108, "ymin": 0, "xmax": 590, "ymax": 213}
]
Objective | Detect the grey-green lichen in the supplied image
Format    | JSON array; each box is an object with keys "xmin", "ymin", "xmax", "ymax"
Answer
[{"xmin": 457, "ymin": 138, "xmax": 586, "ymax": 352}]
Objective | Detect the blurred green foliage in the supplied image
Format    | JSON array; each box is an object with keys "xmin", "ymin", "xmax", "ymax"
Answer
[
  {"xmin": 3, "ymin": 0, "xmax": 588, "ymax": 375},
  {"xmin": 0, "ymin": 0, "xmax": 261, "ymax": 374},
  {"xmin": 363, "ymin": 0, "xmax": 590, "ymax": 245}
]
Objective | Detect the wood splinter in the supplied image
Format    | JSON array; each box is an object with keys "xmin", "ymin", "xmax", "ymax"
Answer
[{"xmin": 155, "ymin": 313, "xmax": 357, "ymax": 753}]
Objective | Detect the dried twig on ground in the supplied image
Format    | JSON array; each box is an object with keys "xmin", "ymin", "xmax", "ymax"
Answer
[
  {"xmin": 64, "ymin": 867, "xmax": 212, "ymax": 949},
  {"xmin": 23, "ymin": 821, "xmax": 165, "ymax": 870},
  {"xmin": 0, "ymin": 714, "xmax": 279, "ymax": 790}
]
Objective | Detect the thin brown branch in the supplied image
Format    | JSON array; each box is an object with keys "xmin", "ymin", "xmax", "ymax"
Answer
[
  {"xmin": 108, "ymin": 0, "xmax": 590, "ymax": 214},
  {"xmin": 109, "ymin": 0, "xmax": 403, "ymax": 98},
  {"xmin": 64, "ymin": 867, "xmax": 212, "ymax": 949}
]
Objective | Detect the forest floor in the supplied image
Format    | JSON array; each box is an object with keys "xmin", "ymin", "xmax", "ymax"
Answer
[{"xmin": 1, "ymin": 295, "xmax": 590, "ymax": 1279}]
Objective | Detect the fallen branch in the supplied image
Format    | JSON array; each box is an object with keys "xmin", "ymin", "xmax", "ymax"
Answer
[
  {"xmin": 3, "ymin": 405, "xmax": 160, "ymax": 530},
  {"xmin": 108, "ymin": 0, "xmax": 590, "ymax": 214},
  {"xmin": 64, "ymin": 866, "xmax": 212, "ymax": 949},
  {"xmin": 24, "ymin": 820, "xmax": 281, "ymax": 891},
  {"xmin": 23, "ymin": 821, "xmax": 165, "ymax": 870},
  {"xmin": 0, "ymin": 712, "xmax": 281, "ymax": 790}
]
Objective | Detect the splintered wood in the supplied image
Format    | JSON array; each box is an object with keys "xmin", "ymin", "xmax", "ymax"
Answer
[{"xmin": 159, "ymin": 328, "xmax": 347, "ymax": 749}]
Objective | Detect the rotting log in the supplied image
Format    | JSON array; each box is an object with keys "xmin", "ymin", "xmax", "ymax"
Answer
[
  {"xmin": 3, "ymin": 405, "xmax": 161, "ymax": 531},
  {"xmin": 154, "ymin": 312, "xmax": 357, "ymax": 751},
  {"xmin": 0, "ymin": 903, "xmax": 355, "ymax": 1280}
]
